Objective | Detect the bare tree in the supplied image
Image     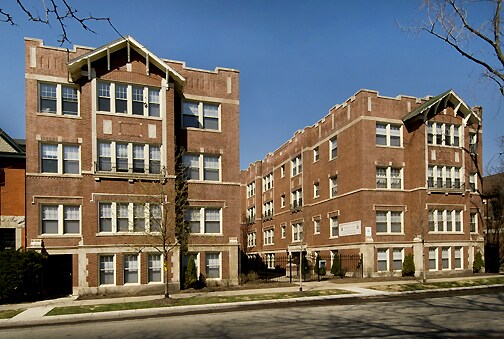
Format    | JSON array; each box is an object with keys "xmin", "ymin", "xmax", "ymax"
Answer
[
  {"xmin": 130, "ymin": 151, "xmax": 190, "ymax": 298},
  {"xmin": 0, "ymin": 0, "xmax": 117, "ymax": 45},
  {"xmin": 417, "ymin": 0, "xmax": 504, "ymax": 95}
]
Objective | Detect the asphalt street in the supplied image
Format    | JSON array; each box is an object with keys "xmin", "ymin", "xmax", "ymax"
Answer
[{"xmin": 1, "ymin": 290, "xmax": 503, "ymax": 338}]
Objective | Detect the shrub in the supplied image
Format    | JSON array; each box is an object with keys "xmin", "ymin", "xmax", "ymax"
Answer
[
  {"xmin": 402, "ymin": 253, "xmax": 415, "ymax": 277},
  {"xmin": 0, "ymin": 249, "xmax": 47, "ymax": 303},
  {"xmin": 473, "ymin": 251, "xmax": 484, "ymax": 273},
  {"xmin": 184, "ymin": 255, "xmax": 198, "ymax": 289},
  {"xmin": 331, "ymin": 253, "xmax": 342, "ymax": 277}
]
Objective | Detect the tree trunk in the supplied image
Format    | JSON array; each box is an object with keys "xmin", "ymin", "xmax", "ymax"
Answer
[{"xmin": 164, "ymin": 250, "xmax": 170, "ymax": 298}]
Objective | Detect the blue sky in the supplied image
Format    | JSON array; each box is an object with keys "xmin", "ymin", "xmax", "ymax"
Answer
[{"xmin": 1, "ymin": 0, "xmax": 502, "ymax": 171}]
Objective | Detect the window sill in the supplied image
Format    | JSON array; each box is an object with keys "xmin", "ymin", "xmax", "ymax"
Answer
[
  {"xmin": 182, "ymin": 126, "xmax": 222, "ymax": 133},
  {"xmin": 39, "ymin": 234, "xmax": 81, "ymax": 238},
  {"xmin": 329, "ymin": 236, "xmax": 339, "ymax": 239},
  {"xmin": 96, "ymin": 111, "xmax": 162, "ymax": 120},
  {"xmin": 36, "ymin": 173, "xmax": 83, "ymax": 178},
  {"xmin": 37, "ymin": 112, "xmax": 81, "ymax": 119},
  {"xmin": 376, "ymin": 232, "xmax": 404, "ymax": 236},
  {"xmin": 428, "ymin": 231, "xmax": 464, "ymax": 235},
  {"xmin": 190, "ymin": 233, "xmax": 223, "ymax": 236},
  {"xmin": 375, "ymin": 145, "xmax": 403, "ymax": 149}
]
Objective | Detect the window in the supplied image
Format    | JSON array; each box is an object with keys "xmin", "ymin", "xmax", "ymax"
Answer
[
  {"xmin": 148, "ymin": 89, "xmax": 160, "ymax": 117},
  {"xmin": 41, "ymin": 143, "xmax": 80, "ymax": 174},
  {"xmin": 205, "ymin": 253, "xmax": 220, "ymax": 279},
  {"xmin": 97, "ymin": 142, "xmax": 161, "ymax": 174},
  {"xmin": 247, "ymin": 182, "xmax": 256, "ymax": 198},
  {"xmin": 281, "ymin": 225, "xmax": 286, "ymax": 238},
  {"xmin": 393, "ymin": 248, "xmax": 403, "ymax": 271},
  {"xmin": 133, "ymin": 145, "xmax": 145, "ymax": 173},
  {"xmin": 442, "ymin": 247, "xmax": 450, "ymax": 269},
  {"xmin": 185, "ymin": 208, "xmax": 221, "ymax": 234},
  {"xmin": 281, "ymin": 164, "xmax": 285, "ymax": 178},
  {"xmin": 469, "ymin": 172, "xmax": 477, "ymax": 192},
  {"xmin": 263, "ymin": 201, "xmax": 273, "ymax": 219},
  {"xmin": 183, "ymin": 154, "xmax": 220, "ymax": 181},
  {"xmin": 132, "ymin": 86, "xmax": 144, "ymax": 115},
  {"xmin": 148, "ymin": 254, "xmax": 162, "ymax": 282},
  {"xmin": 314, "ymin": 219, "xmax": 320, "ymax": 234},
  {"xmin": 124, "ymin": 254, "xmax": 139, "ymax": 284},
  {"xmin": 330, "ymin": 176, "xmax": 338, "ymax": 197},
  {"xmin": 470, "ymin": 212, "xmax": 477, "ymax": 233},
  {"xmin": 39, "ymin": 83, "xmax": 79, "ymax": 116},
  {"xmin": 427, "ymin": 122, "xmax": 461, "ymax": 147},
  {"xmin": 376, "ymin": 211, "xmax": 403, "ymax": 234},
  {"xmin": 330, "ymin": 137, "xmax": 337, "ymax": 159},
  {"xmin": 97, "ymin": 81, "xmax": 161, "ymax": 117},
  {"xmin": 377, "ymin": 249, "xmax": 388, "ymax": 272},
  {"xmin": 313, "ymin": 147, "xmax": 319, "ymax": 162},
  {"xmin": 454, "ymin": 247, "xmax": 463, "ymax": 269},
  {"xmin": 99, "ymin": 202, "xmax": 159, "ymax": 233},
  {"xmin": 376, "ymin": 123, "xmax": 401, "ymax": 147},
  {"xmin": 330, "ymin": 217, "xmax": 339, "ymax": 237},
  {"xmin": 247, "ymin": 233, "xmax": 256, "ymax": 247},
  {"xmin": 263, "ymin": 229, "xmax": 274, "ymax": 245},
  {"xmin": 314, "ymin": 182, "xmax": 320, "ymax": 198},
  {"xmin": 41, "ymin": 144, "xmax": 58, "ymax": 173},
  {"xmin": 182, "ymin": 101, "xmax": 220, "ymax": 130},
  {"xmin": 41, "ymin": 205, "xmax": 58, "ymax": 234},
  {"xmin": 63, "ymin": 206, "xmax": 80, "ymax": 234},
  {"xmin": 41, "ymin": 205, "xmax": 80, "ymax": 235},
  {"xmin": 292, "ymin": 223, "xmax": 303, "ymax": 242},
  {"xmin": 281, "ymin": 195, "xmax": 286, "ymax": 208},
  {"xmin": 266, "ymin": 253, "xmax": 275, "ymax": 269},
  {"xmin": 149, "ymin": 146, "xmax": 161, "ymax": 174},
  {"xmin": 428, "ymin": 165, "xmax": 463, "ymax": 189},
  {"xmin": 291, "ymin": 156, "xmax": 302, "ymax": 176},
  {"xmin": 115, "ymin": 84, "xmax": 128, "ymax": 113},
  {"xmin": 376, "ymin": 167, "xmax": 402, "ymax": 189},
  {"xmin": 246, "ymin": 206, "xmax": 256, "ymax": 224},
  {"xmin": 99, "ymin": 255, "xmax": 115, "ymax": 285},
  {"xmin": 428, "ymin": 209, "xmax": 463, "ymax": 233},
  {"xmin": 263, "ymin": 173, "xmax": 273, "ymax": 191},
  {"xmin": 469, "ymin": 132, "xmax": 478, "ymax": 153},
  {"xmin": 291, "ymin": 189, "xmax": 302, "ymax": 210},
  {"xmin": 429, "ymin": 248, "xmax": 438, "ymax": 270}
]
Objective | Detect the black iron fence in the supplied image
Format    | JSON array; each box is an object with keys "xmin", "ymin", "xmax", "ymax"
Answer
[{"xmin": 241, "ymin": 252, "xmax": 363, "ymax": 283}]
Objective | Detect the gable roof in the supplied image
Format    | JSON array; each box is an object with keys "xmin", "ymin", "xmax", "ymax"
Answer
[
  {"xmin": 68, "ymin": 36, "xmax": 185, "ymax": 85},
  {"xmin": 402, "ymin": 89, "xmax": 480, "ymax": 125},
  {"xmin": 0, "ymin": 128, "xmax": 25, "ymax": 158}
]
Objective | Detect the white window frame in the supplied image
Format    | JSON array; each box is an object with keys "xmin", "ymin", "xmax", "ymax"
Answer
[
  {"xmin": 454, "ymin": 247, "xmax": 463, "ymax": 269},
  {"xmin": 183, "ymin": 153, "xmax": 221, "ymax": 182},
  {"xmin": 124, "ymin": 254, "xmax": 140, "ymax": 284},
  {"xmin": 329, "ymin": 137, "xmax": 337, "ymax": 160},
  {"xmin": 330, "ymin": 176, "xmax": 338, "ymax": 198},
  {"xmin": 247, "ymin": 206, "xmax": 256, "ymax": 223},
  {"xmin": 313, "ymin": 219, "xmax": 320, "ymax": 235},
  {"xmin": 147, "ymin": 253, "xmax": 163, "ymax": 283},
  {"xmin": 263, "ymin": 201, "xmax": 273, "ymax": 219},
  {"xmin": 392, "ymin": 248, "xmax": 404, "ymax": 271},
  {"xmin": 427, "ymin": 122, "xmax": 461, "ymax": 147},
  {"xmin": 470, "ymin": 212, "xmax": 478, "ymax": 233},
  {"xmin": 247, "ymin": 182, "xmax": 256, "ymax": 198},
  {"xmin": 428, "ymin": 209, "xmax": 464, "ymax": 234},
  {"xmin": 376, "ymin": 210, "xmax": 403, "ymax": 234},
  {"xmin": 313, "ymin": 147, "xmax": 319, "ymax": 162},
  {"xmin": 98, "ymin": 202, "xmax": 160, "ymax": 234},
  {"xmin": 330, "ymin": 216, "xmax": 339, "ymax": 238},
  {"xmin": 314, "ymin": 182, "xmax": 320, "ymax": 198},
  {"xmin": 40, "ymin": 204, "xmax": 81, "ymax": 235},
  {"xmin": 292, "ymin": 222, "xmax": 303, "ymax": 242},
  {"xmin": 185, "ymin": 207, "xmax": 222, "ymax": 235},
  {"xmin": 281, "ymin": 225, "xmax": 286, "ymax": 239},
  {"xmin": 376, "ymin": 166, "xmax": 403, "ymax": 190},
  {"xmin": 377, "ymin": 248, "xmax": 389, "ymax": 272},
  {"xmin": 205, "ymin": 252, "xmax": 221, "ymax": 280},
  {"xmin": 429, "ymin": 247, "xmax": 438, "ymax": 271},
  {"xmin": 39, "ymin": 82, "xmax": 80, "ymax": 116},
  {"xmin": 263, "ymin": 173, "xmax": 273, "ymax": 191},
  {"xmin": 291, "ymin": 189, "xmax": 302, "ymax": 209},
  {"xmin": 280, "ymin": 164, "xmax": 285, "ymax": 178},
  {"xmin": 40, "ymin": 143, "xmax": 81, "ymax": 175},
  {"xmin": 281, "ymin": 195, "xmax": 286, "ymax": 208},
  {"xmin": 263, "ymin": 229, "xmax": 274, "ymax": 245},
  {"xmin": 97, "ymin": 81, "xmax": 161, "ymax": 118},
  {"xmin": 97, "ymin": 141, "xmax": 161, "ymax": 174},
  {"xmin": 291, "ymin": 155, "xmax": 302, "ymax": 177},
  {"xmin": 182, "ymin": 100, "xmax": 221, "ymax": 131},
  {"xmin": 428, "ymin": 165, "xmax": 463, "ymax": 189},
  {"xmin": 99, "ymin": 255, "xmax": 115, "ymax": 286},
  {"xmin": 376, "ymin": 122, "xmax": 402, "ymax": 147},
  {"xmin": 441, "ymin": 247, "xmax": 451, "ymax": 270}
]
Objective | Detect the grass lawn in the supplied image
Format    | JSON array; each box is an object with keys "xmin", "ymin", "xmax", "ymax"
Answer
[
  {"xmin": 371, "ymin": 276, "xmax": 504, "ymax": 292},
  {"xmin": 0, "ymin": 309, "xmax": 24, "ymax": 319},
  {"xmin": 46, "ymin": 289, "xmax": 350, "ymax": 316}
]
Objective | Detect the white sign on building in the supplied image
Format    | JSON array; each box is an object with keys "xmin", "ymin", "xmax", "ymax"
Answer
[{"xmin": 339, "ymin": 220, "xmax": 362, "ymax": 237}]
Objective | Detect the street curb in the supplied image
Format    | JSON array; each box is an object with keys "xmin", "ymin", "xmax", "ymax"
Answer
[{"xmin": 1, "ymin": 284, "xmax": 503, "ymax": 330}]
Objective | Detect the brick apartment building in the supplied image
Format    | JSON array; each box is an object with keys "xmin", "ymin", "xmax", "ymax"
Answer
[
  {"xmin": 25, "ymin": 36, "xmax": 240, "ymax": 295},
  {"xmin": 0, "ymin": 129, "xmax": 26, "ymax": 250},
  {"xmin": 241, "ymin": 89, "xmax": 484, "ymax": 277}
]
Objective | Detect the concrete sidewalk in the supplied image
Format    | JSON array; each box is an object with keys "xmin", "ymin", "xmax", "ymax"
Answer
[{"xmin": 0, "ymin": 274, "xmax": 501, "ymax": 329}]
